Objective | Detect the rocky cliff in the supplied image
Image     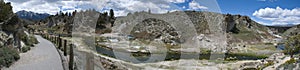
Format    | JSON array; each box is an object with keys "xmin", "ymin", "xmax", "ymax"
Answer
[{"xmin": 112, "ymin": 11, "xmax": 275, "ymax": 53}]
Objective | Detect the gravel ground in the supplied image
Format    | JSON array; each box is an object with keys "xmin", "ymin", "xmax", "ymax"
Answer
[{"xmin": 3, "ymin": 35, "xmax": 64, "ymax": 70}]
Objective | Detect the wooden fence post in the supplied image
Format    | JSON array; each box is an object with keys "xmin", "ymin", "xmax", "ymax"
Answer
[
  {"xmin": 55, "ymin": 36, "xmax": 58, "ymax": 46},
  {"xmin": 52, "ymin": 36, "xmax": 54, "ymax": 42},
  {"xmin": 69, "ymin": 44, "xmax": 74, "ymax": 70},
  {"xmin": 56, "ymin": 36, "xmax": 58, "ymax": 46},
  {"xmin": 59, "ymin": 37, "xmax": 62, "ymax": 49},
  {"xmin": 51, "ymin": 36, "xmax": 53, "ymax": 42},
  {"xmin": 46, "ymin": 34, "xmax": 49, "ymax": 40},
  {"xmin": 64, "ymin": 40, "xmax": 67, "ymax": 56}
]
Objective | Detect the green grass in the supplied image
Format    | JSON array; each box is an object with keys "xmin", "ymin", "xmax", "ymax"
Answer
[
  {"xmin": 225, "ymin": 53, "xmax": 268, "ymax": 61},
  {"xmin": 248, "ymin": 44, "xmax": 277, "ymax": 51},
  {"xmin": 232, "ymin": 31, "xmax": 257, "ymax": 41}
]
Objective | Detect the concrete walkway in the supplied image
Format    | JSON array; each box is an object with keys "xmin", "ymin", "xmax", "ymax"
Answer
[{"xmin": 3, "ymin": 35, "xmax": 64, "ymax": 70}]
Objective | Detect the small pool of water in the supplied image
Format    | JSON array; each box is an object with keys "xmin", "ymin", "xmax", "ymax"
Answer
[{"xmin": 276, "ymin": 44, "xmax": 285, "ymax": 50}]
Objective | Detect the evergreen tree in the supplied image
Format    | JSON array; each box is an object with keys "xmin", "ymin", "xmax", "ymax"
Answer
[
  {"xmin": 68, "ymin": 12, "xmax": 72, "ymax": 16},
  {"xmin": 64, "ymin": 12, "xmax": 68, "ymax": 16},
  {"xmin": 72, "ymin": 10, "xmax": 77, "ymax": 16},
  {"xmin": 0, "ymin": 1, "xmax": 13, "ymax": 22},
  {"xmin": 109, "ymin": 9, "xmax": 114, "ymax": 19},
  {"xmin": 59, "ymin": 11, "xmax": 63, "ymax": 16},
  {"xmin": 103, "ymin": 12, "xmax": 108, "ymax": 17},
  {"xmin": 55, "ymin": 12, "xmax": 59, "ymax": 16}
]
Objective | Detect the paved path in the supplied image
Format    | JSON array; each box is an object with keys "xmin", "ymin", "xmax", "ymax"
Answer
[{"xmin": 3, "ymin": 35, "xmax": 64, "ymax": 70}]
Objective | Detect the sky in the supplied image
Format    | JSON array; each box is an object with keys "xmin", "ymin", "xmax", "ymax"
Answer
[{"xmin": 3, "ymin": 0, "xmax": 300, "ymax": 26}]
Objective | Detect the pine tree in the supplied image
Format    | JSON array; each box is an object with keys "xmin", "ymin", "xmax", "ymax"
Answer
[
  {"xmin": 148, "ymin": 9, "xmax": 151, "ymax": 14},
  {"xmin": 0, "ymin": 1, "xmax": 13, "ymax": 22},
  {"xmin": 109, "ymin": 9, "xmax": 114, "ymax": 19},
  {"xmin": 59, "ymin": 11, "xmax": 63, "ymax": 16},
  {"xmin": 103, "ymin": 12, "xmax": 108, "ymax": 17},
  {"xmin": 68, "ymin": 12, "xmax": 72, "ymax": 16},
  {"xmin": 72, "ymin": 10, "xmax": 77, "ymax": 16}
]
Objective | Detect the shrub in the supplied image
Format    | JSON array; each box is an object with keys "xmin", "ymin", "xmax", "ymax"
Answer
[
  {"xmin": 22, "ymin": 35, "xmax": 39, "ymax": 47},
  {"xmin": 259, "ymin": 61, "xmax": 274, "ymax": 69},
  {"xmin": 0, "ymin": 47, "xmax": 20, "ymax": 68},
  {"xmin": 285, "ymin": 58, "xmax": 296, "ymax": 64},
  {"xmin": 242, "ymin": 68, "xmax": 257, "ymax": 70},
  {"xmin": 21, "ymin": 46, "xmax": 31, "ymax": 53}
]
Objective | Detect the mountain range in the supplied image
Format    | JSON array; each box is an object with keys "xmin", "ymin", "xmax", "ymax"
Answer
[{"xmin": 16, "ymin": 10, "xmax": 50, "ymax": 21}]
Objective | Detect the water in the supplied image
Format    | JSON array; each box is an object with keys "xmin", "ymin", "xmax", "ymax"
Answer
[
  {"xmin": 276, "ymin": 44, "xmax": 285, "ymax": 50},
  {"xmin": 95, "ymin": 46, "xmax": 267, "ymax": 63}
]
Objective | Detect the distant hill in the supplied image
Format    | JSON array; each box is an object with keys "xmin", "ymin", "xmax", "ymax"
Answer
[
  {"xmin": 266, "ymin": 26, "xmax": 292, "ymax": 34},
  {"xmin": 16, "ymin": 10, "xmax": 50, "ymax": 21},
  {"xmin": 283, "ymin": 24, "xmax": 300, "ymax": 36}
]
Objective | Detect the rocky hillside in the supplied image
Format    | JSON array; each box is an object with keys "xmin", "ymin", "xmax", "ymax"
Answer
[
  {"xmin": 0, "ymin": 0, "xmax": 39, "ymax": 51},
  {"xmin": 0, "ymin": 1, "xmax": 21, "ymax": 48},
  {"xmin": 0, "ymin": 1, "xmax": 39, "ymax": 68},
  {"xmin": 31, "ymin": 9, "xmax": 115, "ymax": 35},
  {"xmin": 283, "ymin": 24, "xmax": 300, "ymax": 36},
  {"xmin": 266, "ymin": 26, "xmax": 291, "ymax": 35},
  {"xmin": 223, "ymin": 13, "xmax": 274, "ymax": 44},
  {"xmin": 112, "ymin": 11, "xmax": 275, "ymax": 52}
]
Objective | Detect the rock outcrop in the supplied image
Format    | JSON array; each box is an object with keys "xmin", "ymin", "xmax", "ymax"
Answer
[{"xmin": 112, "ymin": 11, "xmax": 274, "ymax": 53}]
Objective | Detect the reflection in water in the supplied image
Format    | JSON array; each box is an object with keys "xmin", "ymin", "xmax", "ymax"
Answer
[{"xmin": 96, "ymin": 46, "xmax": 267, "ymax": 63}]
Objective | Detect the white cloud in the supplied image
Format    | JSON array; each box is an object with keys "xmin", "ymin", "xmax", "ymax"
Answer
[
  {"xmin": 257, "ymin": 0, "xmax": 277, "ymax": 2},
  {"xmin": 182, "ymin": 6, "xmax": 186, "ymax": 9},
  {"xmin": 253, "ymin": 7, "xmax": 300, "ymax": 25},
  {"xmin": 257, "ymin": 0, "xmax": 266, "ymax": 1},
  {"xmin": 188, "ymin": 0, "xmax": 208, "ymax": 10},
  {"xmin": 102, "ymin": 0, "xmax": 184, "ymax": 16},
  {"xmin": 166, "ymin": 0, "xmax": 186, "ymax": 3},
  {"xmin": 4, "ymin": 0, "xmax": 210, "ymax": 17},
  {"xmin": 4, "ymin": 0, "xmax": 106, "ymax": 15}
]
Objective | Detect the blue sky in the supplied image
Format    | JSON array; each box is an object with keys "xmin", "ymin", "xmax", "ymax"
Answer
[
  {"xmin": 4, "ymin": 0, "xmax": 300, "ymax": 25},
  {"xmin": 216, "ymin": 0, "xmax": 300, "ymax": 25},
  {"xmin": 169, "ymin": 0, "xmax": 300, "ymax": 25},
  {"xmin": 218, "ymin": 0, "xmax": 299, "ymax": 15}
]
